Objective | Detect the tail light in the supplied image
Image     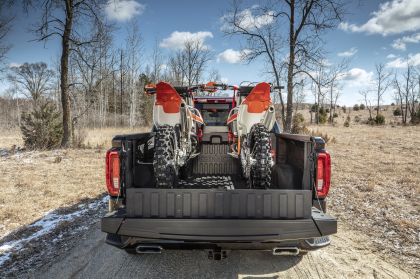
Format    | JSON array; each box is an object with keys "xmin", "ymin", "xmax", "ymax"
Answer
[
  {"xmin": 106, "ymin": 150, "xmax": 120, "ymax": 196},
  {"xmin": 316, "ymin": 151, "xmax": 331, "ymax": 198}
]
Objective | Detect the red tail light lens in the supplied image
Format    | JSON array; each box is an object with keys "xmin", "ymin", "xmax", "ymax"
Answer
[
  {"xmin": 316, "ymin": 151, "xmax": 331, "ymax": 198},
  {"xmin": 106, "ymin": 150, "xmax": 120, "ymax": 196}
]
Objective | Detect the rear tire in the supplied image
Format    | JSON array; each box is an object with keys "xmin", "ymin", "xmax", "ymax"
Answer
[
  {"xmin": 249, "ymin": 124, "xmax": 272, "ymax": 189},
  {"xmin": 153, "ymin": 125, "xmax": 178, "ymax": 188}
]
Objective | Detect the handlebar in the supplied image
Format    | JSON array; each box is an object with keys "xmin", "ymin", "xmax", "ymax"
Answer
[{"xmin": 144, "ymin": 82, "xmax": 284, "ymax": 96}]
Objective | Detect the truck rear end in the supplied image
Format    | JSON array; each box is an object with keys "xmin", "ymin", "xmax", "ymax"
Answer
[{"xmin": 101, "ymin": 116, "xmax": 337, "ymax": 258}]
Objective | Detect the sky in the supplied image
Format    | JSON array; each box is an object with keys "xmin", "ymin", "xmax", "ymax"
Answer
[{"xmin": 2, "ymin": 0, "xmax": 420, "ymax": 105}]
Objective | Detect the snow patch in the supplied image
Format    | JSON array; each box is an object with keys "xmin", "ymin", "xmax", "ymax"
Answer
[{"xmin": 0, "ymin": 196, "xmax": 108, "ymax": 267}]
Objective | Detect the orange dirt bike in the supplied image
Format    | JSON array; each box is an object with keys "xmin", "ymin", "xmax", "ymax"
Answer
[
  {"xmin": 145, "ymin": 82, "xmax": 204, "ymax": 188},
  {"xmin": 227, "ymin": 82, "xmax": 277, "ymax": 189}
]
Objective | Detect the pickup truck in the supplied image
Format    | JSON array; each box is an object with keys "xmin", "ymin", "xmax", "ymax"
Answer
[{"xmin": 101, "ymin": 96, "xmax": 337, "ymax": 260}]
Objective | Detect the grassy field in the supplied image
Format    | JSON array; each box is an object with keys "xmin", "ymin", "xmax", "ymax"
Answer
[
  {"xmin": 312, "ymin": 125, "xmax": 419, "ymax": 269},
  {"xmin": 0, "ymin": 127, "xmax": 147, "ymax": 236},
  {"xmin": 0, "ymin": 124, "xmax": 419, "ymax": 271}
]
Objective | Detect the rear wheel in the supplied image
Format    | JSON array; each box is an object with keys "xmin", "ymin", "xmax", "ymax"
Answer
[
  {"xmin": 249, "ymin": 124, "xmax": 272, "ymax": 189},
  {"xmin": 153, "ymin": 125, "xmax": 178, "ymax": 188}
]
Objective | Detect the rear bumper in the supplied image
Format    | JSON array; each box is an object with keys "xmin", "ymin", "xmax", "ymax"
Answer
[{"xmin": 101, "ymin": 208, "xmax": 336, "ymax": 250}]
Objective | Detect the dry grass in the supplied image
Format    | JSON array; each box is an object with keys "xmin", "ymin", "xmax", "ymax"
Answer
[
  {"xmin": 316, "ymin": 125, "xmax": 420, "ymax": 269},
  {"xmin": 0, "ymin": 127, "xmax": 149, "ymax": 237},
  {"xmin": 0, "ymin": 129, "xmax": 23, "ymax": 150},
  {"xmin": 82, "ymin": 127, "xmax": 149, "ymax": 149},
  {"xmin": 297, "ymin": 105, "xmax": 401, "ymax": 126}
]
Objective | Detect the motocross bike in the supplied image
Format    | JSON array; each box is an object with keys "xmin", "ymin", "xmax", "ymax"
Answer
[
  {"xmin": 227, "ymin": 82, "xmax": 276, "ymax": 189},
  {"xmin": 145, "ymin": 82, "xmax": 204, "ymax": 188}
]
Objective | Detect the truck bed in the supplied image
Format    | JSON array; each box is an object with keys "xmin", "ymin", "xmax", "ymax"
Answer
[{"xmin": 102, "ymin": 132, "xmax": 337, "ymax": 254}]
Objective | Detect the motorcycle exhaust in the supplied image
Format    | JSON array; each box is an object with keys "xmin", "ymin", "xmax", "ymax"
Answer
[
  {"xmin": 135, "ymin": 245, "xmax": 163, "ymax": 254},
  {"xmin": 272, "ymin": 247, "xmax": 300, "ymax": 256},
  {"xmin": 180, "ymin": 103, "xmax": 189, "ymax": 136},
  {"xmin": 262, "ymin": 105, "xmax": 275, "ymax": 130}
]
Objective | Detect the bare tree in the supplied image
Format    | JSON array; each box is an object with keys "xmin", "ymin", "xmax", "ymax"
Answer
[
  {"xmin": 328, "ymin": 80, "xmax": 342, "ymax": 123},
  {"xmin": 167, "ymin": 39, "xmax": 211, "ymax": 86},
  {"xmin": 360, "ymin": 89, "xmax": 374, "ymax": 122},
  {"xmin": 180, "ymin": 40, "xmax": 211, "ymax": 86},
  {"xmin": 8, "ymin": 62, "xmax": 54, "ymax": 107},
  {"xmin": 309, "ymin": 62, "xmax": 330, "ymax": 124},
  {"xmin": 71, "ymin": 22, "xmax": 113, "ymax": 128},
  {"xmin": 150, "ymin": 39, "xmax": 164, "ymax": 83},
  {"xmin": 207, "ymin": 68, "xmax": 221, "ymax": 83},
  {"xmin": 223, "ymin": 3, "xmax": 285, "ymax": 122},
  {"xmin": 223, "ymin": 0, "xmax": 346, "ymax": 132},
  {"xmin": 293, "ymin": 79, "xmax": 305, "ymax": 112},
  {"xmin": 25, "ymin": 0, "xmax": 106, "ymax": 147},
  {"xmin": 326, "ymin": 60, "xmax": 348, "ymax": 123},
  {"xmin": 394, "ymin": 63, "xmax": 419, "ymax": 124},
  {"xmin": 125, "ymin": 21, "xmax": 143, "ymax": 128},
  {"xmin": 2, "ymin": 80, "xmax": 22, "ymax": 126},
  {"xmin": 373, "ymin": 63, "xmax": 392, "ymax": 118},
  {"xmin": 304, "ymin": 59, "xmax": 348, "ymax": 124},
  {"xmin": 168, "ymin": 54, "xmax": 183, "ymax": 85},
  {"xmin": 0, "ymin": 1, "xmax": 13, "ymax": 70}
]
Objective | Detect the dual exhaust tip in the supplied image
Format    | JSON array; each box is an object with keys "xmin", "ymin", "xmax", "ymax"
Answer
[
  {"xmin": 135, "ymin": 245, "xmax": 163, "ymax": 254},
  {"xmin": 133, "ymin": 245, "xmax": 299, "ymax": 256},
  {"xmin": 272, "ymin": 247, "xmax": 300, "ymax": 256}
]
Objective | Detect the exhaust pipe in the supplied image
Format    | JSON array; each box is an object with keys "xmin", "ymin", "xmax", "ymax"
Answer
[
  {"xmin": 272, "ymin": 247, "xmax": 300, "ymax": 256},
  {"xmin": 135, "ymin": 245, "xmax": 163, "ymax": 254},
  {"xmin": 180, "ymin": 103, "xmax": 189, "ymax": 136},
  {"xmin": 262, "ymin": 105, "xmax": 275, "ymax": 130}
]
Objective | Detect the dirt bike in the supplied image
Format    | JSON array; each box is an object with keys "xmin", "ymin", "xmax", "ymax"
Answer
[
  {"xmin": 145, "ymin": 82, "xmax": 204, "ymax": 188},
  {"xmin": 227, "ymin": 82, "xmax": 276, "ymax": 189}
]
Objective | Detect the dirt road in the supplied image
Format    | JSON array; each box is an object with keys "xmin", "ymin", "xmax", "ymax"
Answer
[{"xmin": 27, "ymin": 222, "xmax": 412, "ymax": 279}]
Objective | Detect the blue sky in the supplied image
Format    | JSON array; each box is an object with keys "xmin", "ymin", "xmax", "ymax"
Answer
[{"xmin": 2, "ymin": 0, "xmax": 420, "ymax": 105}]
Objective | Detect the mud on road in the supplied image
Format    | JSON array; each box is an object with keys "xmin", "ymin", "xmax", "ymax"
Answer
[{"xmin": 21, "ymin": 222, "xmax": 413, "ymax": 279}]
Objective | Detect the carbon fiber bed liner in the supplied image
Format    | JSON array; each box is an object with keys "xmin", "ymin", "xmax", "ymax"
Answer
[{"xmin": 192, "ymin": 144, "xmax": 240, "ymax": 175}]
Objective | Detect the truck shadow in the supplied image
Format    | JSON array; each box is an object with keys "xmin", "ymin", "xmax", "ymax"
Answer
[{"xmin": 123, "ymin": 249, "xmax": 303, "ymax": 279}]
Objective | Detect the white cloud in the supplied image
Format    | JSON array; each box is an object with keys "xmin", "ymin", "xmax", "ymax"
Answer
[
  {"xmin": 8, "ymin": 63, "xmax": 21, "ymax": 68},
  {"xmin": 159, "ymin": 31, "xmax": 213, "ymax": 49},
  {"xmin": 337, "ymin": 47, "xmax": 358, "ymax": 57},
  {"xmin": 217, "ymin": 49, "xmax": 250, "ymax": 64},
  {"xmin": 105, "ymin": 0, "xmax": 145, "ymax": 21},
  {"xmin": 391, "ymin": 40, "xmax": 406, "ymax": 51},
  {"xmin": 221, "ymin": 7, "xmax": 275, "ymax": 31},
  {"xmin": 386, "ymin": 53, "xmax": 420, "ymax": 68},
  {"xmin": 391, "ymin": 33, "xmax": 420, "ymax": 51},
  {"xmin": 341, "ymin": 68, "xmax": 374, "ymax": 86},
  {"xmin": 339, "ymin": 0, "xmax": 420, "ymax": 35},
  {"xmin": 386, "ymin": 54, "xmax": 397, "ymax": 59}
]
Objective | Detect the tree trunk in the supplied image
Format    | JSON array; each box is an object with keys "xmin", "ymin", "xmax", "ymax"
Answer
[
  {"xmin": 316, "ymin": 84, "xmax": 321, "ymax": 124},
  {"xmin": 271, "ymin": 62, "xmax": 285, "ymax": 128},
  {"xmin": 60, "ymin": 0, "xmax": 74, "ymax": 147},
  {"xmin": 329, "ymin": 81, "xmax": 333, "ymax": 124},
  {"xmin": 120, "ymin": 49, "xmax": 123, "ymax": 126},
  {"xmin": 113, "ymin": 65, "xmax": 116, "ymax": 128},
  {"xmin": 285, "ymin": 0, "xmax": 295, "ymax": 133},
  {"xmin": 16, "ymin": 98, "xmax": 21, "ymax": 127}
]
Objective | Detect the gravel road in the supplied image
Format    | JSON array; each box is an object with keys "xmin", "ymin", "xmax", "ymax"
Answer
[{"xmin": 27, "ymin": 222, "xmax": 412, "ymax": 279}]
